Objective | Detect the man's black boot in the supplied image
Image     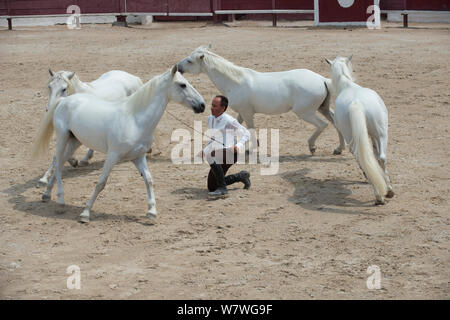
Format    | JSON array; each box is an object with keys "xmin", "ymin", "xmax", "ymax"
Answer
[
  {"xmin": 208, "ymin": 162, "xmax": 228, "ymax": 197},
  {"xmin": 225, "ymin": 171, "xmax": 251, "ymax": 189}
]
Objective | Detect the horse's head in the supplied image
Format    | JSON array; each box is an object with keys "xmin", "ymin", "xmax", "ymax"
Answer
[
  {"xmin": 168, "ymin": 65, "xmax": 205, "ymax": 114},
  {"xmin": 325, "ymin": 55, "xmax": 353, "ymax": 79},
  {"xmin": 47, "ymin": 69, "xmax": 75, "ymax": 112},
  {"xmin": 176, "ymin": 44, "xmax": 212, "ymax": 75}
]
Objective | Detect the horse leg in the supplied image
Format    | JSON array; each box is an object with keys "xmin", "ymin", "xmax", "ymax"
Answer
[
  {"xmin": 241, "ymin": 113, "xmax": 258, "ymax": 152},
  {"xmin": 376, "ymin": 135, "xmax": 394, "ymax": 198},
  {"xmin": 41, "ymin": 138, "xmax": 83, "ymax": 184},
  {"xmin": 67, "ymin": 157, "xmax": 78, "ymax": 168},
  {"xmin": 79, "ymin": 152, "xmax": 120, "ymax": 223},
  {"xmin": 324, "ymin": 108, "xmax": 346, "ymax": 155},
  {"xmin": 52, "ymin": 131, "xmax": 75, "ymax": 206},
  {"xmin": 318, "ymin": 91, "xmax": 345, "ymax": 155},
  {"xmin": 41, "ymin": 135, "xmax": 82, "ymax": 191},
  {"xmin": 296, "ymin": 112, "xmax": 328, "ymax": 155},
  {"xmin": 79, "ymin": 149, "xmax": 94, "ymax": 167},
  {"xmin": 133, "ymin": 155, "xmax": 157, "ymax": 220},
  {"xmin": 40, "ymin": 156, "xmax": 56, "ymax": 185}
]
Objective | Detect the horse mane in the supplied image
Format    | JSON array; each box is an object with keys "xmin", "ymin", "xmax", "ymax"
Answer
[
  {"xmin": 200, "ymin": 49, "xmax": 245, "ymax": 84},
  {"xmin": 331, "ymin": 57, "xmax": 355, "ymax": 93},
  {"xmin": 126, "ymin": 71, "xmax": 165, "ymax": 115}
]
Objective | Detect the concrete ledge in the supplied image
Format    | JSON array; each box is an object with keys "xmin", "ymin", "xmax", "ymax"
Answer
[
  {"xmin": 381, "ymin": 10, "xmax": 450, "ymax": 23},
  {"xmin": 215, "ymin": 10, "xmax": 313, "ymax": 15},
  {"xmin": 0, "ymin": 15, "xmax": 116, "ymax": 27}
]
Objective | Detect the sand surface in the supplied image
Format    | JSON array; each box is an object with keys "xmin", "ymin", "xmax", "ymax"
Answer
[{"xmin": 0, "ymin": 21, "xmax": 449, "ymax": 299}]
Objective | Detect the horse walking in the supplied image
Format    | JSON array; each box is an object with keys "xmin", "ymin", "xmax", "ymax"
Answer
[
  {"xmin": 325, "ymin": 55, "xmax": 394, "ymax": 205},
  {"xmin": 40, "ymin": 69, "xmax": 143, "ymax": 184},
  {"xmin": 177, "ymin": 45, "xmax": 345, "ymax": 155},
  {"xmin": 32, "ymin": 65, "xmax": 205, "ymax": 223}
]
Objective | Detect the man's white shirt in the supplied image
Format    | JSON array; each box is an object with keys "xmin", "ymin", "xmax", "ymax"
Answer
[{"xmin": 203, "ymin": 113, "xmax": 250, "ymax": 155}]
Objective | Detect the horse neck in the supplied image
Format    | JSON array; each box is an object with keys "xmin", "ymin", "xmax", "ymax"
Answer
[
  {"xmin": 331, "ymin": 63, "xmax": 357, "ymax": 95},
  {"xmin": 201, "ymin": 55, "xmax": 244, "ymax": 93},
  {"xmin": 332, "ymin": 73, "xmax": 354, "ymax": 95},
  {"xmin": 71, "ymin": 75, "xmax": 93, "ymax": 94},
  {"xmin": 127, "ymin": 74, "xmax": 169, "ymax": 132}
]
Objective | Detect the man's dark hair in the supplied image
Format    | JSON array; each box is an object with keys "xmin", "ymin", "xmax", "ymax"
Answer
[{"xmin": 215, "ymin": 95, "xmax": 228, "ymax": 110}]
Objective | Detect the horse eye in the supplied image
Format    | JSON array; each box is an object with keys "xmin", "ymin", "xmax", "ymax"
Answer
[{"xmin": 180, "ymin": 84, "xmax": 186, "ymax": 89}]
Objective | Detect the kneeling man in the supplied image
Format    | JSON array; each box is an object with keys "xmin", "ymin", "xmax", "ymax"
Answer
[{"xmin": 202, "ymin": 95, "xmax": 251, "ymax": 198}]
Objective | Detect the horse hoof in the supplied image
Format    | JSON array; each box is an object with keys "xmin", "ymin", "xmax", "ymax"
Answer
[
  {"xmin": 79, "ymin": 215, "xmax": 90, "ymax": 224},
  {"xmin": 386, "ymin": 190, "xmax": 395, "ymax": 198},
  {"xmin": 309, "ymin": 148, "xmax": 316, "ymax": 155},
  {"xmin": 68, "ymin": 158, "xmax": 78, "ymax": 168},
  {"xmin": 375, "ymin": 199, "xmax": 385, "ymax": 206},
  {"xmin": 333, "ymin": 149, "xmax": 342, "ymax": 155},
  {"xmin": 42, "ymin": 194, "xmax": 51, "ymax": 202},
  {"xmin": 146, "ymin": 212, "xmax": 157, "ymax": 220},
  {"xmin": 78, "ymin": 160, "xmax": 89, "ymax": 167}
]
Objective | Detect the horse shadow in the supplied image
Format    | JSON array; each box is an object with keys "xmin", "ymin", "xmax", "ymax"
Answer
[
  {"xmin": 1, "ymin": 159, "xmax": 171, "ymax": 226},
  {"xmin": 280, "ymin": 168, "xmax": 374, "ymax": 215},
  {"xmin": 277, "ymin": 153, "xmax": 348, "ymax": 164}
]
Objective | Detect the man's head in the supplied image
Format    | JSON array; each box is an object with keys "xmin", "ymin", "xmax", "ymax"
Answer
[{"xmin": 211, "ymin": 95, "xmax": 228, "ymax": 118}]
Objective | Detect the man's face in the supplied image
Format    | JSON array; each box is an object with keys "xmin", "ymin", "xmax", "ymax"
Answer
[{"xmin": 211, "ymin": 97, "xmax": 226, "ymax": 118}]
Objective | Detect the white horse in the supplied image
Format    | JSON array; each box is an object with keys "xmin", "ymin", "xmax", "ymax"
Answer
[
  {"xmin": 325, "ymin": 55, "xmax": 394, "ymax": 205},
  {"xmin": 40, "ymin": 69, "xmax": 143, "ymax": 184},
  {"xmin": 32, "ymin": 65, "xmax": 205, "ymax": 223},
  {"xmin": 177, "ymin": 45, "xmax": 345, "ymax": 155}
]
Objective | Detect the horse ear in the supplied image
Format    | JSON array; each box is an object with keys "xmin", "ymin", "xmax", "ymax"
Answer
[
  {"xmin": 49, "ymin": 69, "xmax": 54, "ymax": 76},
  {"xmin": 67, "ymin": 72, "xmax": 75, "ymax": 80},
  {"xmin": 348, "ymin": 54, "xmax": 353, "ymax": 61},
  {"xmin": 325, "ymin": 59, "xmax": 332, "ymax": 65},
  {"xmin": 171, "ymin": 64, "xmax": 178, "ymax": 76}
]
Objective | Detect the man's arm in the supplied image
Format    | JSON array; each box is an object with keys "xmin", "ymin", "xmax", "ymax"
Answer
[{"xmin": 230, "ymin": 119, "xmax": 250, "ymax": 151}]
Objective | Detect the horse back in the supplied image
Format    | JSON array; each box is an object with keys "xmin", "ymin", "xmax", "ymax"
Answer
[
  {"xmin": 336, "ymin": 86, "xmax": 388, "ymax": 138},
  {"xmin": 90, "ymin": 70, "xmax": 143, "ymax": 99},
  {"xmin": 242, "ymin": 69, "xmax": 326, "ymax": 114}
]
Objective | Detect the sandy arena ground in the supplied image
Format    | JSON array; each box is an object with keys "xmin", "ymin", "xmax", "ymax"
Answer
[{"xmin": 0, "ymin": 20, "xmax": 449, "ymax": 299}]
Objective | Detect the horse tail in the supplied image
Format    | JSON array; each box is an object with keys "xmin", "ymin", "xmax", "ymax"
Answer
[
  {"xmin": 32, "ymin": 98, "xmax": 60, "ymax": 158},
  {"xmin": 318, "ymin": 79, "xmax": 333, "ymax": 122},
  {"xmin": 348, "ymin": 101, "xmax": 388, "ymax": 197}
]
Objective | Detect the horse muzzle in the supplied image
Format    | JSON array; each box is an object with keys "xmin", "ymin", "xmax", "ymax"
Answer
[{"xmin": 194, "ymin": 102, "xmax": 205, "ymax": 113}]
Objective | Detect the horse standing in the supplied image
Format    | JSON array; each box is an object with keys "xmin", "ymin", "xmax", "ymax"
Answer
[
  {"xmin": 40, "ymin": 69, "xmax": 143, "ymax": 184},
  {"xmin": 177, "ymin": 45, "xmax": 345, "ymax": 155},
  {"xmin": 32, "ymin": 65, "xmax": 205, "ymax": 223},
  {"xmin": 325, "ymin": 55, "xmax": 394, "ymax": 205}
]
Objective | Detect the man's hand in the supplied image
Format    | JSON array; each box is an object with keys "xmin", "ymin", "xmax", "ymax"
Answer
[{"xmin": 233, "ymin": 145, "xmax": 238, "ymax": 152}]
